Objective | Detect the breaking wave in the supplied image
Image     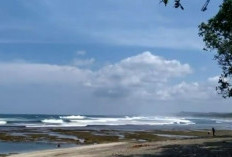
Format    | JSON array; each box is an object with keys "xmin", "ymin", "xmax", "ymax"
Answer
[
  {"xmin": 0, "ymin": 115, "xmax": 197, "ymax": 127},
  {"xmin": 41, "ymin": 119, "xmax": 64, "ymax": 124},
  {"xmin": 0, "ymin": 120, "xmax": 7, "ymax": 125},
  {"xmin": 59, "ymin": 115, "xmax": 85, "ymax": 120},
  {"xmin": 67, "ymin": 116, "xmax": 195, "ymax": 127}
]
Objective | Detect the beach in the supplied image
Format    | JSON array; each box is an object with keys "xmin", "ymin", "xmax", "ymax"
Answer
[
  {"xmin": 1, "ymin": 0, "xmax": 232, "ymax": 156},
  {"xmin": 1, "ymin": 114, "xmax": 232, "ymax": 156},
  {"xmin": 1, "ymin": 128, "xmax": 232, "ymax": 157},
  {"xmin": 8, "ymin": 137, "xmax": 232, "ymax": 157}
]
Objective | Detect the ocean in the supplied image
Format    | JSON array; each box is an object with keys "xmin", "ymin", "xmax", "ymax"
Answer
[
  {"xmin": 0, "ymin": 112, "xmax": 232, "ymax": 129},
  {"xmin": 0, "ymin": 113, "xmax": 232, "ymax": 154}
]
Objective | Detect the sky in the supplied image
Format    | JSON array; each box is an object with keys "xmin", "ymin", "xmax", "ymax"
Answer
[{"xmin": 0, "ymin": 0, "xmax": 231, "ymax": 115}]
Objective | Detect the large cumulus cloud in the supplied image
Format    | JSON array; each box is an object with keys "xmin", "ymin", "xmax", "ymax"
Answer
[{"xmin": 0, "ymin": 52, "xmax": 230, "ymax": 114}]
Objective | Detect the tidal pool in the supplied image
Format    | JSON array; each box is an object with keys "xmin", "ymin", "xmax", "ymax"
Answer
[{"xmin": 0, "ymin": 141, "xmax": 75, "ymax": 154}]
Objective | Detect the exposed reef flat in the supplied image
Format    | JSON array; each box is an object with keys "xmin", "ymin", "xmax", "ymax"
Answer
[{"xmin": 1, "ymin": 127, "xmax": 232, "ymax": 156}]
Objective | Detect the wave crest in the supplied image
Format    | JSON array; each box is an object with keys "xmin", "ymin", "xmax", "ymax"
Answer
[
  {"xmin": 0, "ymin": 120, "xmax": 7, "ymax": 125},
  {"xmin": 41, "ymin": 119, "xmax": 64, "ymax": 124},
  {"xmin": 59, "ymin": 115, "xmax": 85, "ymax": 120}
]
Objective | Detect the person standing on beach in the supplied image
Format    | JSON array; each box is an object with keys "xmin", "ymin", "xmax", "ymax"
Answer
[{"xmin": 212, "ymin": 127, "xmax": 215, "ymax": 136}]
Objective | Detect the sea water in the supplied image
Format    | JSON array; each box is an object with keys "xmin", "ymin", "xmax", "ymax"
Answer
[
  {"xmin": 0, "ymin": 141, "xmax": 75, "ymax": 154},
  {"xmin": 0, "ymin": 113, "xmax": 232, "ymax": 154},
  {"xmin": 0, "ymin": 113, "xmax": 231, "ymax": 129}
]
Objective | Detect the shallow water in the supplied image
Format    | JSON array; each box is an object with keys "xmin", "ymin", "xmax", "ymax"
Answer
[
  {"xmin": 155, "ymin": 134, "xmax": 196, "ymax": 139},
  {"xmin": 0, "ymin": 142, "xmax": 76, "ymax": 154}
]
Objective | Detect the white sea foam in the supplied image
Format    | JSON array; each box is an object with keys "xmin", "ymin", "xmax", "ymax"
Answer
[
  {"xmin": 68, "ymin": 116, "xmax": 195, "ymax": 126},
  {"xmin": 41, "ymin": 119, "xmax": 64, "ymax": 124},
  {"xmin": 160, "ymin": 117, "xmax": 195, "ymax": 125},
  {"xmin": 215, "ymin": 119, "xmax": 232, "ymax": 124},
  {"xmin": 22, "ymin": 116, "xmax": 196, "ymax": 127},
  {"xmin": 125, "ymin": 116, "xmax": 146, "ymax": 120},
  {"xmin": 26, "ymin": 123, "xmax": 87, "ymax": 128},
  {"xmin": 59, "ymin": 115, "xmax": 85, "ymax": 120},
  {"xmin": 0, "ymin": 120, "xmax": 7, "ymax": 125}
]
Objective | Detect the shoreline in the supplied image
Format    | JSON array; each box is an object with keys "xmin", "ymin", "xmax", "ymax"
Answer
[
  {"xmin": 1, "ymin": 128, "xmax": 232, "ymax": 156},
  {"xmin": 9, "ymin": 142, "xmax": 127, "ymax": 157},
  {"xmin": 8, "ymin": 137, "xmax": 232, "ymax": 157}
]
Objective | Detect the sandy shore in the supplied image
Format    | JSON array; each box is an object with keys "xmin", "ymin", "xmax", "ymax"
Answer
[
  {"xmin": 9, "ymin": 142, "xmax": 127, "ymax": 157},
  {"xmin": 9, "ymin": 137, "xmax": 232, "ymax": 157}
]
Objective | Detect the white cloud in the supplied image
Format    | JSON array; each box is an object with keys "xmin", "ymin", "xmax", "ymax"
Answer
[
  {"xmin": 94, "ymin": 51, "xmax": 191, "ymax": 87},
  {"xmin": 0, "ymin": 62, "xmax": 92, "ymax": 84},
  {"xmin": 72, "ymin": 58, "xmax": 95, "ymax": 67},
  {"xmin": 0, "ymin": 51, "xmax": 230, "ymax": 114},
  {"xmin": 155, "ymin": 82, "xmax": 216, "ymax": 101},
  {"xmin": 208, "ymin": 75, "xmax": 219, "ymax": 83},
  {"xmin": 0, "ymin": 52, "xmax": 190, "ymax": 85}
]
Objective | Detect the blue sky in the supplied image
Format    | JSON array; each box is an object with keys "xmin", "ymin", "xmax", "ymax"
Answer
[{"xmin": 0, "ymin": 0, "xmax": 231, "ymax": 115}]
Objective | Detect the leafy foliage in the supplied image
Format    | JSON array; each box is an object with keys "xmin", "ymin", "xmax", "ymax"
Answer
[
  {"xmin": 199, "ymin": 0, "xmax": 232, "ymax": 98},
  {"xmin": 161, "ymin": 0, "xmax": 213, "ymax": 11},
  {"xmin": 161, "ymin": 0, "xmax": 169, "ymax": 6},
  {"xmin": 160, "ymin": 0, "xmax": 184, "ymax": 10}
]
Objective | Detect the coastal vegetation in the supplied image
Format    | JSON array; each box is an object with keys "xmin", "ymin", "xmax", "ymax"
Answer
[{"xmin": 162, "ymin": 0, "xmax": 232, "ymax": 98}]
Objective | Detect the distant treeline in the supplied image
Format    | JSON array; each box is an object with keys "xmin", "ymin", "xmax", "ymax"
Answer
[{"xmin": 178, "ymin": 112, "xmax": 232, "ymax": 118}]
